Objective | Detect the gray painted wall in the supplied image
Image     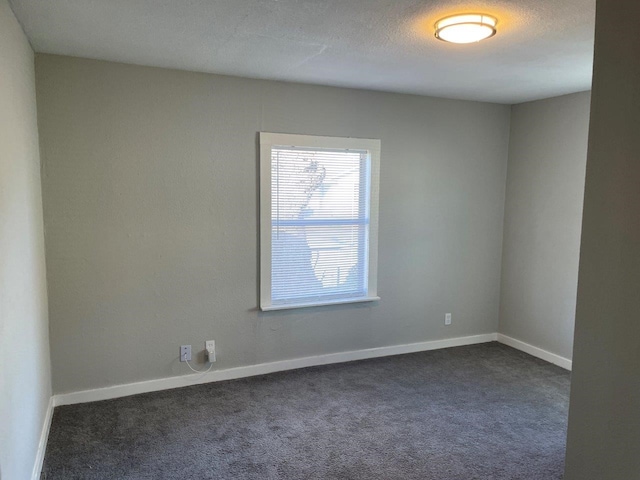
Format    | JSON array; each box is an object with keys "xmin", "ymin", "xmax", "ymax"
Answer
[
  {"xmin": 0, "ymin": 1, "xmax": 51, "ymax": 478},
  {"xmin": 36, "ymin": 54, "xmax": 510, "ymax": 394},
  {"xmin": 564, "ymin": 0, "xmax": 640, "ymax": 477},
  {"xmin": 499, "ymin": 92, "xmax": 591, "ymax": 361}
]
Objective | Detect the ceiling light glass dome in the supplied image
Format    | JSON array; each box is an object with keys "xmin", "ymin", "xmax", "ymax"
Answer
[{"xmin": 435, "ymin": 14, "xmax": 497, "ymax": 44}]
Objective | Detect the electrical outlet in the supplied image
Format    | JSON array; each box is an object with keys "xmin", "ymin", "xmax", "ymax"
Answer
[
  {"xmin": 205, "ymin": 340, "xmax": 216, "ymax": 363},
  {"xmin": 445, "ymin": 313, "xmax": 452, "ymax": 326},
  {"xmin": 180, "ymin": 345, "xmax": 192, "ymax": 362}
]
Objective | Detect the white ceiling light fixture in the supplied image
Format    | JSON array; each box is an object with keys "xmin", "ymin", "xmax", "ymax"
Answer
[{"xmin": 435, "ymin": 14, "xmax": 498, "ymax": 44}]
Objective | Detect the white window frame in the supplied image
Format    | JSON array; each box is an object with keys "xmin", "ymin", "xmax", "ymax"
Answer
[{"xmin": 259, "ymin": 132, "xmax": 380, "ymax": 311}]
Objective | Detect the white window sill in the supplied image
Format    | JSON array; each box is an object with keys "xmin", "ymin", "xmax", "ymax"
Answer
[{"xmin": 261, "ymin": 296, "xmax": 380, "ymax": 311}]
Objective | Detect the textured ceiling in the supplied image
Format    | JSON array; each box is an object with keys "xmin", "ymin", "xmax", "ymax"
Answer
[{"xmin": 10, "ymin": 0, "xmax": 595, "ymax": 103}]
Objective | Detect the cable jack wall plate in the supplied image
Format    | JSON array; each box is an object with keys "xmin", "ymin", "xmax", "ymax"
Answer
[{"xmin": 180, "ymin": 345, "xmax": 192, "ymax": 362}]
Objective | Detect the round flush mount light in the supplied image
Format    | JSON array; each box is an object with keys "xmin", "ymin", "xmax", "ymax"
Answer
[{"xmin": 435, "ymin": 14, "xmax": 497, "ymax": 44}]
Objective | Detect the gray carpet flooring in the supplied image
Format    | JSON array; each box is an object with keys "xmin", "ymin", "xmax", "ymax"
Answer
[{"xmin": 42, "ymin": 342, "xmax": 570, "ymax": 479}]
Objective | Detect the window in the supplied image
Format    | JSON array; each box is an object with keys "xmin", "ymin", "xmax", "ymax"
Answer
[{"xmin": 260, "ymin": 133, "xmax": 380, "ymax": 311}]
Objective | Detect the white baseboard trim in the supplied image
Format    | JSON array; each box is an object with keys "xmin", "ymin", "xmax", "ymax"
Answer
[
  {"xmin": 497, "ymin": 334, "xmax": 572, "ymax": 371},
  {"xmin": 53, "ymin": 333, "xmax": 498, "ymax": 407},
  {"xmin": 31, "ymin": 396, "xmax": 54, "ymax": 480}
]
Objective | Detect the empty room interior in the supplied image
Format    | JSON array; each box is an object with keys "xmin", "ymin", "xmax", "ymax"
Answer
[{"xmin": 2, "ymin": 0, "xmax": 639, "ymax": 479}]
